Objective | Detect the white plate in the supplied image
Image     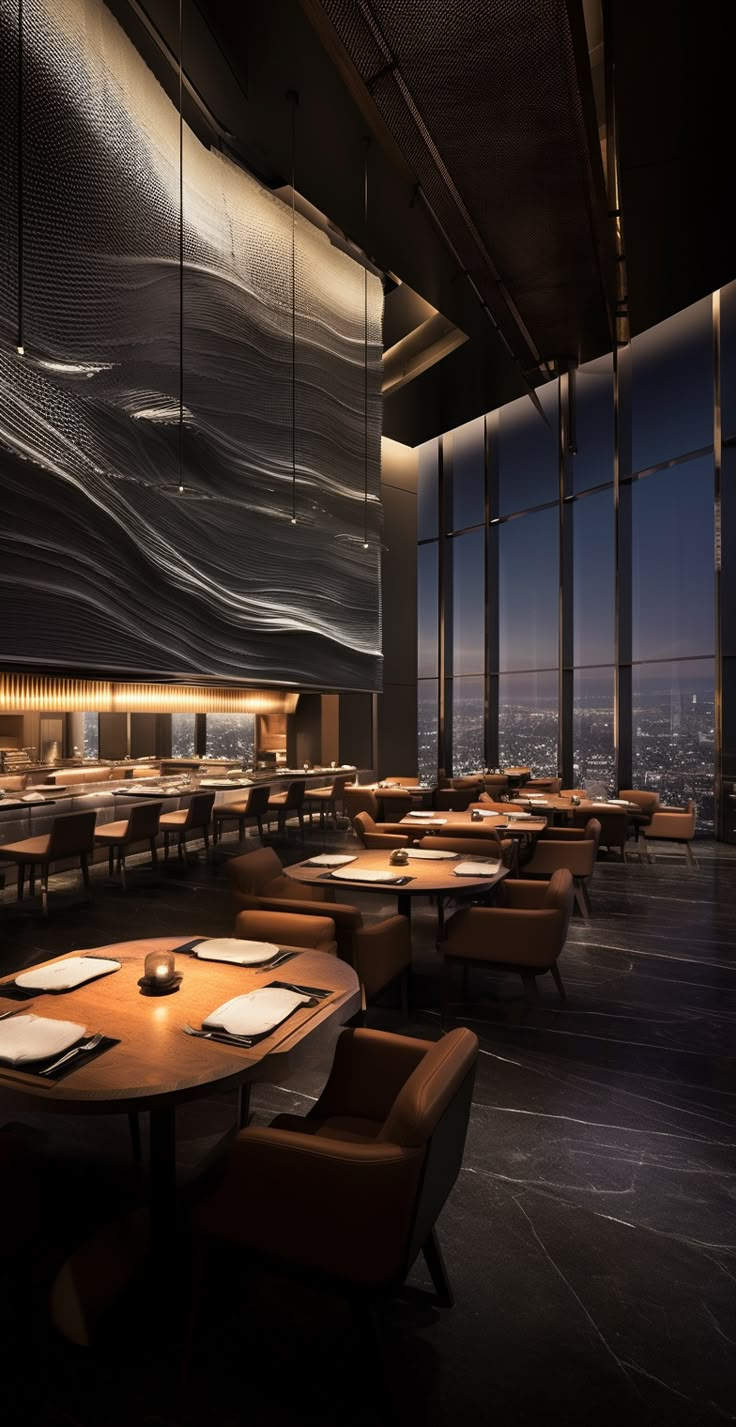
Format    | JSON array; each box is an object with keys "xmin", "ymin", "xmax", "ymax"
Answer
[
  {"xmin": 408, "ymin": 810, "xmax": 435, "ymax": 817},
  {"xmin": 204, "ymin": 988, "xmax": 310, "ymax": 1037},
  {"xmin": 15, "ymin": 956, "xmax": 120, "ymax": 992},
  {"xmin": 0, "ymin": 1014, "xmax": 86, "ymax": 1066},
  {"xmin": 453, "ymin": 860, "xmax": 501, "ymax": 877},
  {"xmin": 330, "ymin": 867, "xmax": 405, "ymax": 884},
  {"xmin": 406, "ymin": 848, "xmax": 457, "ymax": 860},
  {"xmin": 305, "ymin": 854, "xmax": 357, "ymax": 867},
  {"xmin": 194, "ymin": 938, "xmax": 279, "ymax": 966},
  {"xmin": 506, "ymin": 811, "xmax": 532, "ymax": 819}
]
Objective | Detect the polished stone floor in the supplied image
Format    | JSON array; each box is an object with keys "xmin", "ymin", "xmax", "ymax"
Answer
[{"xmin": 1, "ymin": 826, "xmax": 735, "ymax": 1426}]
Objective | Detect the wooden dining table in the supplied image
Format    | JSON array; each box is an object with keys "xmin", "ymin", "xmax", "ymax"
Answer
[
  {"xmin": 286, "ymin": 846, "xmax": 508, "ymax": 922},
  {"xmin": 0, "ymin": 938, "xmax": 360, "ymax": 1245}
]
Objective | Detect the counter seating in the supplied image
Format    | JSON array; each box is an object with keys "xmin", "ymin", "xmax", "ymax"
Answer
[
  {"xmin": 0, "ymin": 774, "xmax": 27, "ymax": 790},
  {"xmin": 642, "ymin": 799, "xmax": 697, "ymax": 866},
  {"xmin": 94, "ymin": 800, "xmax": 163, "ymax": 890},
  {"xmin": 48, "ymin": 767, "xmax": 114, "ymax": 786},
  {"xmin": 523, "ymin": 818, "xmax": 601, "ymax": 917},
  {"xmin": 212, "ymin": 785, "xmax": 270, "ymax": 845},
  {"xmin": 441, "ymin": 868, "xmax": 574, "ymax": 1011},
  {"xmin": 192, "ymin": 1025, "xmax": 479, "ymax": 1309},
  {"xmin": 267, "ymin": 779, "xmax": 306, "ymax": 838},
  {"xmin": 304, "ymin": 773, "xmax": 351, "ymax": 828},
  {"xmin": 233, "ymin": 908, "xmax": 337, "ymax": 956},
  {"xmin": 159, "ymin": 790, "xmax": 216, "ymax": 861},
  {"xmin": 0, "ymin": 809, "xmax": 96, "ymax": 916},
  {"xmin": 353, "ymin": 812, "xmax": 409, "ymax": 849}
]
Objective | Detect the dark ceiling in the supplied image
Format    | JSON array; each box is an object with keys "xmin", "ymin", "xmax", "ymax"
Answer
[{"xmin": 111, "ymin": 0, "xmax": 735, "ymax": 446}]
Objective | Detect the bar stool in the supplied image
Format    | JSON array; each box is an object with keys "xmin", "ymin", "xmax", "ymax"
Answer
[
  {"xmin": 159, "ymin": 790, "xmax": 216, "ymax": 861},
  {"xmin": 266, "ymin": 779, "xmax": 306, "ymax": 838},
  {"xmin": 213, "ymin": 785, "xmax": 270, "ymax": 845},
  {"xmin": 304, "ymin": 773, "xmax": 351, "ymax": 828},
  {"xmin": 94, "ymin": 800, "xmax": 163, "ymax": 890},
  {"xmin": 0, "ymin": 809, "xmax": 97, "ymax": 916}
]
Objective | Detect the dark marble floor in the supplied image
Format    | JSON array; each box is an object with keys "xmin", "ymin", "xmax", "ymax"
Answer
[{"xmin": 1, "ymin": 828, "xmax": 735, "ymax": 1426}]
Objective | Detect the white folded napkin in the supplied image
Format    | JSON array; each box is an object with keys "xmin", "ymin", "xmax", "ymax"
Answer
[
  {"xmin": 331, "ymin": 867, "xmax": 405, "ymax": 883},
  {"xmin": 0, "ymin": 1014, "xmax": 86, "ymax": 1066},
  {"xmin": 15, "ymin": 956, "xmax": 120, "ymax": 991},
  {"xmin": 406, "ymin": 848, "xmax": 457, "ymax": 860},
  {"xmin": 607, "ymin": 799, "xmax": 629, "ymax": 805},
  {"xmin": 472, "ymin": 809, "xmax": 500, "ymax": 817},
  {"xmin": 21, "ymin": 792, "xmax": 45, "ymax": 802},
  {"xmin": 306, "ymin": 854, "xmax": 357, "ymax": 866},
  {"xmin": 453, "ymin": 860, "xmax": 501, "ymax": 877},
  {"xmin": 204, "ymin": 988, "xmax": 311, "ymax": 1037},
  {"xmin": 408, "ymin": 810, "xmax": 435, "ymax": 817},
  {"xmin": 194, "ymin": 938, "xmax": 280, "ymax": 966},
  {"xmin": 506, "ymin": 811, "xmax": 532, "ymax": 819}
]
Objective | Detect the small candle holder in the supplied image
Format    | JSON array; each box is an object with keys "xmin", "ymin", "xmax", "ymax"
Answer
[
  {"xmin": 389, "ymin": 848, "xmax": 409, "ymax": 866},
  {"xmin": 138, "ymin": 950, "xmax": 181, "ymax": 996},
  {"xmin": 471, "ymin": 808, "xmax": 483, "ymax": 821}
]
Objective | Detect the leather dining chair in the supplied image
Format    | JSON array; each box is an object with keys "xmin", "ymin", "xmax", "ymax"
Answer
[
  {"xmin": 525, "ymin": 776, "xmax": 562, "ymax": 793},
  {"xmin": 304, "ymin": 773, "xmax": 351, "ymax": 828},
  {"xmin": 353, "ymin": 811, "xmax": 410, "ymax": 849},
  {"xmin": 212, "ymin": 784, "xmax": 270, "ymax": 845},
  {"xmin": 419, "ymin": 832, "xmax": 512, "ymax": 863},
  {"xmin": 522, "ymin": 818, "xmax": 601, "ymax": 917},
  {"xmin": 233, "ymin": 908, "xmax": 338, "ymax": 955},
  {"xmin": 441, "ymin": 868, "xmax": 574, "ymax": 1012},
  {"xmin": 572, "ymin": 805, "xmax": 628, "ymax": 859},
  {"xmin": 94, "ymin": 799, "xmax": 163, "ymax": 890},
  {"xmin": 435, "ymin": 788, "xmax": 479, "ymax": 811},
  {"xmin": 343, "ymin": 787, "xmax": 380, "ymax": 823},
  {"xmin": 191, "ymin": 1025, "xmax": 479, "ymax": 1313},
  {"xmin": 226, "ymin": 848, "xmax": 411, "ymax": 1013},
  {"xmin": 617, "ymin": 788, "xmax": 659, "ymax": 840},
  {"xmin": 159, "ymin": 790, "xmax": 216, "ymax": 862},
  {"xmin": 267, "ymin": 779, "xmax": 306, "ymax": 838},
  {"xmin": 0, "ymin": 809, "xmax": 97, "ymax": 916},
  {"xmin": 642, "ymin": 799, "xmax": 697, "ymax": 866}
]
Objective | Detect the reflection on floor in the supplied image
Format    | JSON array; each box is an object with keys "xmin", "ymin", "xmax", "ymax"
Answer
[{"xmin": 1, "ymin": 826, "xmax": 736, "ymax": 1425}]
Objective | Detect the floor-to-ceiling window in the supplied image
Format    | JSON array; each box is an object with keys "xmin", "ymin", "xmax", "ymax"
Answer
[{"xmin": 417, "ymin": 291, "xmax": 722, "ymax": 833}]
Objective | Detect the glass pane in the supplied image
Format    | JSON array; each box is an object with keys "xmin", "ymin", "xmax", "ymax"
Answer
[
  {"xmin": 171, "ymin": 714, "xmax": 196, "ymax": 757},
  {"xmin": 418, "ymin": 542, "xmax": 439, "ymax": 679},
  {"xmin": 497, "ymin": 381, "xmax": 559, "ymax": 516},
  {"xmin": 572, "ymin": 489, "xmax": 615, "ymax": 666},
  {"xmin": 497, "ymin": 670, "xmax": 558, "ymax": 775},
  {"xmin": 499, "ymin": 507, "xmax": 558, "ymax": 671},
  {"xmin": 632, "ymin": 659, "xmax": 714, "ymax": 832},
  {"xmin": 451, "ymin": 676, "xmax": 485, "ymax": 776},
  {"xmin": 570, "ymin": 354, "xmax": 614, "ymax": 493},
  {"xmin": 204, "ymin": 714, "xmax": 255, "ymax": 762},
  {"xmin": 721, "ymin": 280, "xmax": 736, "ymax": 442},
  {"xmin": 82, "ymin": 713, "xmax": 99, "ymax": 760},
  {"xmin": 629, "ymin": 296, "xmax": 713, "ymax": 473},
  {"xmin": 417, "ymin": 439, "xmax": 440, "ymax": 541},
  {"xmin": 572, "ymin": 667, "xmax": 615, "ymax": 795},
  {"xmin": 446, "ymin": 415, "xmax": 485, "ymax": 532},
  {"xmin": 632, "ymin": 455, "xmax": 714, "ymax": 662},
  {"xmin": 417, "ymin": 680, "xmax": 439, "ymax": 784},
  {"xmin": 451, "ymin": 529, "xmax": 485, "ymax": 676}
]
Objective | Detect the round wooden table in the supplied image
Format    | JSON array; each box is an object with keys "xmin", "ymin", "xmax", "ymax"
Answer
[
  {"xmin": 286, "ymin": 847, "xmax": 508, "ymax": 921},
  {"xmin": 0, "ymin": 937, "xmax": 360, "ymax": 1243}
]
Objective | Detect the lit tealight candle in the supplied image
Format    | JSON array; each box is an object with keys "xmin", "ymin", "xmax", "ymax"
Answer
[{"xmin": 143, "ymin": 950, "xmax": 176, "ymax": 990}]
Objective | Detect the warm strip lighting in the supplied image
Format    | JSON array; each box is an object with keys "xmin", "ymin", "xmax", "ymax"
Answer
[{"xmin": 0, "ymin": 675, "xmax": 299, "ymax": 715}]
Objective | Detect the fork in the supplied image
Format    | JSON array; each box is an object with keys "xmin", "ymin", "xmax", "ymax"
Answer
[
  {"xmin": 38, "ymin": 1033, "xmax": 104, "ymax": 1077},
  {"xmin": 182, "ymin": 1023, "xmax": 254, "ymax": 1046}
]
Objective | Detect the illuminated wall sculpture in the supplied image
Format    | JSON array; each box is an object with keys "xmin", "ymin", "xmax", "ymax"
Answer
[{"xmin": 0, "ymin": 0, "xmax": 383, "ymax": 690}]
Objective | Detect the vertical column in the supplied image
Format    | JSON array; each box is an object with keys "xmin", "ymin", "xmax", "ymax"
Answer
[
  {"xmin": 438, "ymin": 437, "xmax": 452, "ymax": 775},
  {"xmin": 559, "ymin": 370, "xmax": 574, "ymax": 785},
  {"xmin": 486, "ymin": 412, "xmax": 499, "ymax": 768},
  {"xmin": 615, "ymin": 344, "xmax": 633, "ymax": 789}
]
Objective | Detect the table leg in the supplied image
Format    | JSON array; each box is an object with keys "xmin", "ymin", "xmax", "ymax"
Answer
[
  {"xmin": 397, "ymin": 892, "xmax": 411, "ymax": 921},
  {"xmin": 149, "ymin": 1105, "xmax": 177, "ymax": 1250}
]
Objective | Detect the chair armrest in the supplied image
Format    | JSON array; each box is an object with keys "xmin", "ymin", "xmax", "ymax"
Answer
[
  {"xmin": 444, "ymin": 906, "xmax": 562, "ymax": 966},
  {"xmin": 316, "ymin": 1024, "xmax": 429, "ymax": 1122},
  {"xmin": 644, "ymin": 811, "xmax": 693, "ymax": 838},
  {"xmin": 233, "ymin": 908, "xmax": 336, "ymax": 949},
  {"xmin": 230, "ymin": 891, "xmax": 347, "ymax": 921},
  {"xmin": 365, "ymin": 832, "xmax": 409, "ymax": 847},
  {"xmin": 192, "ymin": 1125, "xmax": 422, "ymax": 1286},
  {"xmin": 497, "ymin": 879, "xmax": 549, "ymax": 909},
  {"xmin": 352, "ymin": 915, "xmax": 411, "ymax": 1000},
  {"xmin": 539, "ymin": 826, "xmax": 585, "ymax": 840}
]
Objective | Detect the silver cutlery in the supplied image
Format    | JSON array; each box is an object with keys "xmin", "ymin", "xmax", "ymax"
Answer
[
  {"xmin": 38, "ymin": 1033, "xmax": 104, "ymax": 1077},
  {"xmin": 182, "ymin": 1023, "xmax": 254, "ymax": 1047},
  {"xmin": 0, "ymin": 1004, "xmax": 33, "ymax": 1020},
  {"xmin": 256, "ymin": 951, "xmax": 296, "ymax": 972}
]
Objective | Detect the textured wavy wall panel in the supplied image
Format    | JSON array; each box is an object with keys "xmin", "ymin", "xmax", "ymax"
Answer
[{"xmin": 0, "ymin": 0, "xmax": 383, "ymax": 690}]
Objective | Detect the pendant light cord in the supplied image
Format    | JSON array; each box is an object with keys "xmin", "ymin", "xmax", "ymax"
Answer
[
  {"xmin": 178, "ymin": 0, "xmax": 184, "ymax": 492},
  {"xmin": 363, "ymin": 137, "xmax": 370, "ymax": 548},
  {"xmin": 289, "ymin": 91, "xmax": 298, "ymax": 524},
  {"xmin": 16, "ymin": 0, "xmax": 24, "ymax": 354}
]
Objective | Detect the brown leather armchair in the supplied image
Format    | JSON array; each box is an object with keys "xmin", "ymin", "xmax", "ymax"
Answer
[
  {"xmin": 233, "ymin": 908, "xmax": 337, "ymax": 955},
  {"xmin": 192, "ymin": 1025, "xmax": 479, "ymax": 1306},
  {"xmin": 572, "ymin": 805, "xmax": 628, "ymax": 858},
  {"xmin": 420, "ymin": 832, "xmax": 511, "ymax": 862},
  {"xmin": 435, "ymin": 788, "xmax": 478, "ymax": 811},
  {"xmin": 344, "ymin": 787, "xmax": 379, "ymax": 822},
  {"xmin": 523, "ymin": 818, "xmax": 601, "ymax": 917},
  {"xmin": 441, "ymin": 868, "xmax": 573, "ymax": 1009},
  {"xmin": 642, "ymin": 799, "xmax": 697, "ymax": 866},
  {"xmin": 526, "ymin": 777, "xmax": 562, "ymax": 793},
  {"xmin": 353, "ymin": 811, "xmax": 409, "ymax": 849},
  {"xmin": 0, "ymin": 809, "xmax": 97, "ymax": 915},
  {"xmin": 94, "ymin": 798, "xmax": 163, "ymax": 890},
  {"xmin": 618, "ymin": 788, "xmax": 659, "ymax": 840}
]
